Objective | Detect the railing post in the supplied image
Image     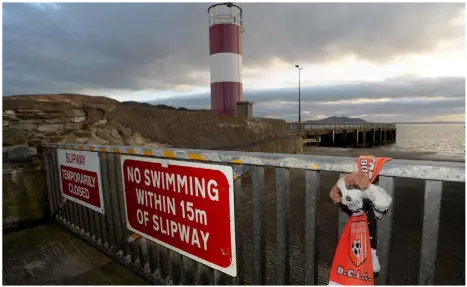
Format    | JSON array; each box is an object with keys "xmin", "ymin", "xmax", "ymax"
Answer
[{"xmin": 419, "ymin": 180, "xmax": 443, "ymax": 285}]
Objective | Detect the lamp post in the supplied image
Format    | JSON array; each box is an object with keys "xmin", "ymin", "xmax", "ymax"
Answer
[{"xmin": 295, "ymin": 64, "xmax": 303, "ymax": 122}]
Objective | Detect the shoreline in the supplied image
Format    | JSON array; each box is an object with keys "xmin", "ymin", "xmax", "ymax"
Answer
[{"xmin": 303, "ymin": 146, "xmax": 465, "ymax": 162}]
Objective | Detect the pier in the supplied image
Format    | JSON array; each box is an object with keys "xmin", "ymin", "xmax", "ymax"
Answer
[{"xmin": 289, "ymin": 122, "xmax": 397, "ymax": 148}]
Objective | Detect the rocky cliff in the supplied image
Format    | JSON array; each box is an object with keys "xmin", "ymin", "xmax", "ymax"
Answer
[{"xmin": 2, "ymin": 93, "xmax": 295, "ymax": 230}]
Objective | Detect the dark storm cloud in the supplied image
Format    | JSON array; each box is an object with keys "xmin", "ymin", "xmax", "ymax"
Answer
[
  {"xmin": 148, "ymin": 76, "xmax": 465, "ymax": 122},
  {"xmin": 2, "ymin": 2, "xmax": 464, "ymax": 95}
]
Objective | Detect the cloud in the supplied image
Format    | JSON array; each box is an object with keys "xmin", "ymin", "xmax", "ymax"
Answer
[
  {"xmin": 2, "ymin": 2, "xmax": 464, "ymax": 95},
  {"xmin": 147, "ymin": 76, "xmax": 465, "ymax": 122}
]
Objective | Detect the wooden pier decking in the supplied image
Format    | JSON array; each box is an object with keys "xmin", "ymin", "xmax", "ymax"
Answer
[{"xmin": 289, "ymin": 122, "xmax": 397, "ymax": 148}]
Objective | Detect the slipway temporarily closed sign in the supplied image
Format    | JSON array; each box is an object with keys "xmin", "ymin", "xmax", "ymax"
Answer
[
  {"xmin": 120, "ymin": 155, "xmax": 236, "ymax": 276},
  {"xmin": 57, "ymin": 149, "xmax": 104, "ymax": 214}
]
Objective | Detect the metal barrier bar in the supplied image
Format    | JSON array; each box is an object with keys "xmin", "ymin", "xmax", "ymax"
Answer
[
  {"xmin": 76, "ymin": 199, "xmax": 85, "ymax": 233},
  {"xmin": 252, "ymin": 167, "xmax": 266, "ymax": 284},
  {"xmin": 114, "ymin": 155, "xmax": 132, "ymax": 260},
  {"xmin": 234, "ymin": 176, "xmax": 244, "ymax": 285},
  {"xmin": 99, "ymin": 153, "xmax": 111, "ymax": 246},
  {"xmin": 149, "ymin": 241, "xmax": 161, "ymax": 279},
  {"xmin": 197, "ymin": 262, "xmax": 211, "ymax": 284},
  {"xmin": 169, "ymin": 249, "xmax": 182, "ymax": 284},
  {"xmin": 276, "ymin": 168, "xmax": 290, "ymax": 285},
  {"xmin": 42, "ymin": 145, "xmax": 464, "ymax": 285},
  {"xmin": 338, "ymin": 173, "xmax": 348, "ymax": 237},
  {"xmin": 182, "ymin": 256, "xmax": 197, "ymax": 284},
  {"xmin": 51, "ymin": 150, "xmax": 68, "ymax": 223},
  {"xmin": 418, "ymin": 180, "xmax": 443, "ymax": 285},
  {"xmin": 305, "ymin": 170, "xmax": 320, "ymax": 285},
  {"xmin": 106, "ymin": 154, "xmax": 121, "ymax": 250},
  {"xmin": 43, "ymin": 144, "xmax": 464, "ymax": 183},
  {"xmin": 376, "ymin": 176, "xmax": 395, "ymax": 285},
  {"xmin": 42, "ymin": 149, "xmax": 56, "ymax": 217}
]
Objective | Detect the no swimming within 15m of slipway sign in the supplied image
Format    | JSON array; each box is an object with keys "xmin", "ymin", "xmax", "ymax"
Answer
[
  {"xmin": 57, "ymin": 148, "xmax": 105, "ymax": 214},
  {"xmin": 120, "ymin": 155, "xmax": 237, "ymax": 277}
]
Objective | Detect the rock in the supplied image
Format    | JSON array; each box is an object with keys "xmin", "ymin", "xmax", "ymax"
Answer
[
  {"xmin": 28, "ymin": 134, "xmax": 46, "ymax": 146},
  {"xmin": 64, "ymin": 109, "xmax": 86, "ymax": 117},
  {"xmin": 16, "ymin": 111, "xmax": 47, "ymax": 119},
  {"xmin": 95, "ymin": 128, "xmax": 110, "ymax": 140},
  {"xmin": 3, "ymin": 114, "xmax": 18, "ymax": 121},
  {"xmin": 44, "ymin": 131, "xmax": 58, "ymax": 137},
  {"xmin": 110, "ymin": 128, "xmax": 122, "ymax": 139},
  {"xmin": 65, "ymin": 123, "xmax": 82, "ymax": 131},
  {"xmin": 3, "ymin": 120, "xmax": 9, "ymax": 127},
  {"xmin": 96, "ymin": 119, "xmax": 107, "ymax": 125},
  {"xmin": 73, "ymin": 131, "xmax": 92, "ymax": 138},
  {"xmin": 7, "ymin": 146, "xmax": 38, "ymax": 162},
  {"xmin": 4, "ymin": 110, "xmax": 18, "ymax": 121},
  {"xmin": 86, "ymin": 134, "xmax": 108, "ymax": 145},
  {"xmin": 5, "ymin": 110, "xmax": 15, "ymax": 117},
  {"xmin": 9, "ymin": 122, "xmax": 36, "ymax": 131},
  {"xmin": 70, "ymin": 116, "xmax": 85, "ymax": 123},
  {"xmin": 16, "ymin": 109, "xmax": 43, "ymax": 113},
  {"xmin": 109, "ymin": 138, "xmax": 125, "ymax": 146},
  {"xmin": 44, "ymin": 118, "xmax": 66, "ymax": 124},
  {"xmin": 28, "ymin": 138, "xmax": 45, "ymax": 146},
  {"xmin": 44, "ymin": 112, "xmax": 65, "ymax": 118},
  {"xmin": 75, "ymin": 138, "xmax": 88, "ymax": 144},
  {"xmin": 47, "ymin": 136, "xmax": 67, "ymax": 143},
  {"xmin": 3, "ymin": 147, "xmax": 10, "ymax": 162},
  {"xmin": 36, "ymin": 124, "xmax": 64, "ymax": 133},
  {"xmin": 145, "ymin": 142, "xmax": 166, "ymax": 148},
  {"xmin": 129, "ymin": 132, "xmax": 148, "ymax": 146},
  {"xmin": 3, "ymin": 129, "xmax": 28, "ymax": 146}
]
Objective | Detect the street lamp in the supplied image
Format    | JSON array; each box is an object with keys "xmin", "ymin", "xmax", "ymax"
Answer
[{"xmin": 295, "ymin": 64, "xmax": 303, "ymax": 122}]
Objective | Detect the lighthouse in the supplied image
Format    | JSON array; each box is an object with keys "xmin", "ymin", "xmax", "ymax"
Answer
[{"xmin": 208, "ymin": 3, "xmax": 244, "ymax": 116}]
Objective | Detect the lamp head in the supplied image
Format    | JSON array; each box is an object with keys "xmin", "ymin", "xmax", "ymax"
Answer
[{"xmin": 295, "ymin": 64, "xmax": 299, "ymax": 68}]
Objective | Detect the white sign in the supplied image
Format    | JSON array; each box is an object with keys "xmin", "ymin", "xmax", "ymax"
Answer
[{"xmin": 57, "ymin": 149, "xmax": 105, "ymax": 214}]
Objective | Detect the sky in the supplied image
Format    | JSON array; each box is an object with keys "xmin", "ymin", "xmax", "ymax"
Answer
[{"xmin": 2, "ymin": 2, "xmax": 466, "ymax": 122}]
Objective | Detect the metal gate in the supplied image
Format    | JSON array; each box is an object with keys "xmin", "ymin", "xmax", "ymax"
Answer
[{"xmin": 41, "ymin": 143, "xmax": 465, "ymax": 285}]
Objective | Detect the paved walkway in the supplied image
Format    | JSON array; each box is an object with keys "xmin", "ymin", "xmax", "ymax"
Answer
[{"xmin": 3, "ymin": 224, "xmax": 147, "ymax": 285}]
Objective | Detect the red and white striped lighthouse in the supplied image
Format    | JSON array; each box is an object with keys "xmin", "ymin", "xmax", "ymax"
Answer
[{"xmin": 208, "ymin": 3, "xmax": 243, "ymax": 116}]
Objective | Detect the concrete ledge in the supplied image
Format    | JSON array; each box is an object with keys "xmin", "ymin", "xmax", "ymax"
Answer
[{"xmin": 211, "ymin": 136, "xmax": 303, "ymax": 154}]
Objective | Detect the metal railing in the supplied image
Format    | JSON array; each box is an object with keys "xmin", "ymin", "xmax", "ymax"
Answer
[
  {"xmin": 289, "ymin": 122, "xmax": 396, "ymax": 133},
  {"xmin": 41, "ymin": 143, "xmax": 464, "ymax": 285}
]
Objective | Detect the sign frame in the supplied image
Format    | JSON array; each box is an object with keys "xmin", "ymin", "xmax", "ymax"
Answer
[
  {"xmin": 56, "ymin": 148, "xmax": 105, "ymax": 214},
  {"xmin": 120, "ymin": 155, "xmax": 237, "ymax": 277}
]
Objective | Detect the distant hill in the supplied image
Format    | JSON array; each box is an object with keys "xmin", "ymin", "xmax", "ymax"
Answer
[{"xmin": 304, "ymin": 116, "xmax": 368, "ymax": 123}]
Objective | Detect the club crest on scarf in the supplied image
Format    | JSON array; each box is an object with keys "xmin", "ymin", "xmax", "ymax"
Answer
[{"xmin": 349, "ymin": 220, "xmax": 369, "ymax": 267}]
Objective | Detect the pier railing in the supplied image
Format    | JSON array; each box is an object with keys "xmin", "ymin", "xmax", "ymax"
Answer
[
  {"xmin": 41, "ymin": 143, "xmax": 464, "ymax": 285},
  {"xmin": 288, "ymin": 122, "xmax": 396, "ymax": 133}
]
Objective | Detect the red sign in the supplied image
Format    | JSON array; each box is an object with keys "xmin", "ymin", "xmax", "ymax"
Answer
[
  {"xmin": 120, "ymin": 155, "xmax": 236, "ymax": 276},
  {"xmin": 57, "ymin": 149, "xmax": 104, "ymax": 214}
]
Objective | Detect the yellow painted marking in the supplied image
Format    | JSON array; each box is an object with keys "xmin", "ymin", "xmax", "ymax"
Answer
[
  {"xmin": 312, "ymin": 163, "xmax": 318, "ymax": 170},
  {"xmin": 112, "ymin": 148, "xmax": 121, "ymax": 153},
  {"xmin": 127, "ymin": 233, "xmax": 141, "ymax": 243},
  {"xmin": 127, "ymin": 148, "xmax": 136, "ymax": 154},
  {"xmin": 188, "ymin": 153, "xmax": 205, "ymax": 161},
  {"xmin": 143, "ymin": 150, "xmax": 153, "ymax": 156},
  {"xmin": 232, "ymin": 159, "xmax": 243, "ymax": 164},
  {"xmin": 78, "ymin": 146, "xmax": 84, "ymax": 150},
  {"xmin": 99, "ymin": 147, "xmax": 107, "ymax": 152},
  {"xmin": 89, "ymin": 147, "xmax": 95, "ymax": 151},
  {"xmin": 163, "ymin": 150, "xmax": 176, "ymax": 158}
]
